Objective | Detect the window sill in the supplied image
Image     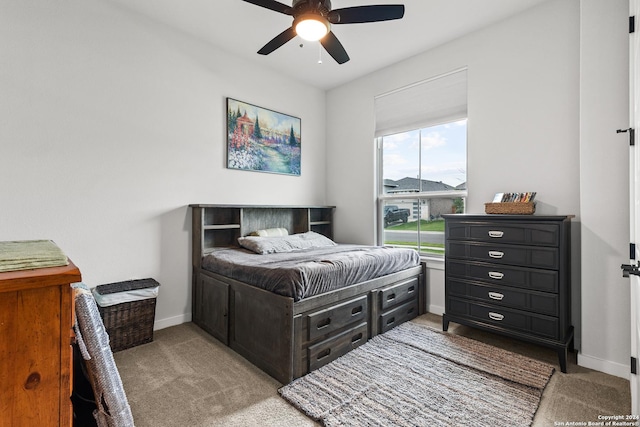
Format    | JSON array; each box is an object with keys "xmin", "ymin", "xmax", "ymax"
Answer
[{"xmin": 420, "ymin": 255, "xmax": 444, "ymax": 271}]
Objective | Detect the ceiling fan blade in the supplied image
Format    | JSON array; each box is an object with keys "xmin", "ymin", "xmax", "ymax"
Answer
[
  {"xmin": 320, "ymin": 31, "xmax": 350, "ymax": 64},
  {"xmin": 242, "ymin": 0, "xmax": 292, "ymax": 15},
  {"xmin": 257, "ymin": 27, "xmax": 296, "ymax": 55},
  {"xmin": 328, "ymin": 5, "xmax": 405, "ymax": 24}
]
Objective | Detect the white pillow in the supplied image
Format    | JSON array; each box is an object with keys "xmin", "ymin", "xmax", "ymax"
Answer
[
  {"xmin": 238, "ymin": 231, "xmax": 336, "ymax": 254},
  {"xmin": 250, "ymin": 227, "xmax": 289, "ymax": 237}
]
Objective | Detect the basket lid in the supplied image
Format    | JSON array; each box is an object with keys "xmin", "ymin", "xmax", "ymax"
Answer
[{"xmin": 94, "ymin": 278, "xmax": 160, "ymax": 295}]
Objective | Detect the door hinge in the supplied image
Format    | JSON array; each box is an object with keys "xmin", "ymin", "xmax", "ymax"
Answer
[
  {"xmin": 622, "ymin": 261, "xmax": 640, "ymax": 277},
  {"xmin": 631, "ymin": 16, "xmax": 636, "ymax": 34},
  {"xmin": 632, "ymin": 357, "xmax": 637, "ymax": 374},
  {"xmin": 617, "ymin": 128, "xmax": 635, "ymax": 146},
  {"xmin": 632, "ymin": 243, "xmax": 636, "ymax": 260}
]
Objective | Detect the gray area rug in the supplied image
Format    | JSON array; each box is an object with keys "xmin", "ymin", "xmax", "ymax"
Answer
[{"xmin": 279, "ymin": 322, "xmax": 555, "ymax": 426}]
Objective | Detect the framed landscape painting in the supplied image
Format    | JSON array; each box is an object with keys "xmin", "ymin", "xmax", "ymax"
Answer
[{"xmin": 226, "ymin": 98, "xmax": 301, "ymax": 176}]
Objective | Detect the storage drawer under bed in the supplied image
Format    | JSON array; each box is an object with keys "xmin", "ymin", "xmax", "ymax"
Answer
[
  {"xmin": 306, "ymin": 295, "xmax": 368, "ymax": 341},
  {"xmin": 307, "ymin": 322, "xmax": 368, "ymax": 371},
  {"xmin": 379, "ymin": 299, "xmax": 419, "ymax": 334},
  {"xmin": 379, "ymin": 277, "xmax": 419, "ymax": 311}
]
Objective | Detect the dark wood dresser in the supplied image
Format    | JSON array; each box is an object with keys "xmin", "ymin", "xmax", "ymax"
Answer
[{"xmin": 442, "ymin": 214, "xmax": 573, "ymax": 372}]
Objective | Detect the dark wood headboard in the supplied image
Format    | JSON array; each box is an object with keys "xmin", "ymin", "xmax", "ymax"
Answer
[{"xmin": 189, "ymin": 204, "xmax": 335, "ymax": 267}]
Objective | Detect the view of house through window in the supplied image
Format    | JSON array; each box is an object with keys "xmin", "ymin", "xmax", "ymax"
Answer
[{"xmin": 379, "ymin": 119, "xmax": 467, "ymax": 256}]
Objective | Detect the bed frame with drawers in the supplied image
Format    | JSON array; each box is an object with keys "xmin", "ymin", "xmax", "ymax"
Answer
[{"xmin": 190, "ymin": 204, "xmax": 425, "ymax": 384}]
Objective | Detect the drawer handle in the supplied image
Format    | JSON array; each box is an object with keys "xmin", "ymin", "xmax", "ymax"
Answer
[
  {"xmin": 488, "ymin": 250, "xmax": 504, "ymax": 259},
  {"xmin": 386, "ymin": 317, "xmax": 395, "ymax": 326},
  {"xmin": 488, "ymin": 292, "xmax": 504, "ymax": 301},
  {"xmin": 488, "ymin": 312, "xmax": 504, "ymax": 321},
  {"xmin": 488, "ymin": 271, "xmax": 504, "ymax": 280},
  {"xmin": 351, "ymin": 333, "xmax": 363, "ymax": 344},
  {"xmin": 317, "ymin": 318, "xmax": 331, "ymax": 330},
  {"xmin": 317, "ymin": 348, "xmax": 331, "ymax": 361},
  {"xmin": 408, "ymin": 285, "xmax": 415, "ymax": 293},
  {"xmin": 387, "ymin": 293, "xmax": 396, "ymax": 302},
  {"xmin": 488, "ymin": 230, "xmax": 504, "ymax": 238},
  {"xmin": 352, "ymin": 306, "xmax": 363, "ymax": 316}
]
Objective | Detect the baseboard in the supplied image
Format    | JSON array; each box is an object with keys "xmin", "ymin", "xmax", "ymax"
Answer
[
  {"xmin": 154, "ymin": 312, "xmax": 191, "ymax": 331},
  {"xmin": 428, "ymin": 304, "xmax": 445, "ymax": 316},
  {"xmin": 578, "ymin": 352, "xmax": 630, "ymax": 379}
]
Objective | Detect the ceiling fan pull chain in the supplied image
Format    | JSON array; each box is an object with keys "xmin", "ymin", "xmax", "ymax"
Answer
[{"xmin": 318, "ymin": 43, "xmax": 323, "ymax": 64}]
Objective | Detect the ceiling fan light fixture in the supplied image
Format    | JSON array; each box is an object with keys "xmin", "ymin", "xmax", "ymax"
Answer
[{"xmin": 294, "ymin": 14, "xmax": 329, "ymax": 41}]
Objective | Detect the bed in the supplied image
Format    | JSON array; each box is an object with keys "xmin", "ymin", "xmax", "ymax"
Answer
[{"xmin": 190, "ymin": 204, "xmax": 425, "ymax": 384}]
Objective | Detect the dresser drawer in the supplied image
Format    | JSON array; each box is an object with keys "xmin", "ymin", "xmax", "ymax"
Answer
[
  {"xmin": 307, "ymin": 295, "xmax": 368, "ymax": 341},
  {"xmin": 447, "ymin": 297, "xmax": 559, "ymax": 340},
  {"xmin": 447, "ymin": 222, "xmax": 560, "ymax": 246},
  {"xmin": 446, "ymin": 259, "xmax": 558, "ymax": 293},
  {"xmin": 379, "ymin": 299, "xmax": 419, "ymax": 334},
  {"xmin": 447, "ymin": 278, "xmax": 558, "ymax": 316},
  {"xmin": 379, "ymin": 277, "xmax": 419, "ymax": 311},
  {"xmin": 447, "ymin": 241, "xmax": 559, "ymax": 270},
  {"xmin": 307, "ymin": 322, "xmax": 368, "ymax": 371}
]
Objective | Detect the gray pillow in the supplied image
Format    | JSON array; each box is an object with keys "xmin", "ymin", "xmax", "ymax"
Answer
[{"xmin": 238, "ymin": 231, "xmax": 336, "ymax": 254}]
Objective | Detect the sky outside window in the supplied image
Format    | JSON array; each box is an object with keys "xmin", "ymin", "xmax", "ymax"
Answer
[{"xmin": 383, "ymin": 119, "xmax": 467, "ymax": 187}]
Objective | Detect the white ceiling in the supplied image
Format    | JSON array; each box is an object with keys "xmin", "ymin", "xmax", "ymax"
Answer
[{"xmin": 106, "ymin": 0, "xmax": 552, "ymax": 90}]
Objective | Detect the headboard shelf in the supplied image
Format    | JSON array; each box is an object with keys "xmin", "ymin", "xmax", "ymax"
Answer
[
  {"xmin": 190, "ymin": 205, "xmax": 335, "ymax": 267},
  {"xmin": 203, "ymin": 224, "xmax": 241, "ymax": 230}
]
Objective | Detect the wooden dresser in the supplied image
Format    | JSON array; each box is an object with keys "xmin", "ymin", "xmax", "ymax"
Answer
[
  {"xmin": 442, "ymin": 214, "xmax": 573, "ymax": 372},
  {"xmin": 0, "ymin": 261, "xmax": 81, "ymax": 427}
]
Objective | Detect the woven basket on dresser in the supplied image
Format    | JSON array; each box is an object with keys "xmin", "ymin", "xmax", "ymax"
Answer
[
  {"xmin": 485, "ymin": 202, "xmax": 536, "ymax": 215},
  {"xmin": 95, "ymin": 278, "xmax": 159, "ymax": 352}
]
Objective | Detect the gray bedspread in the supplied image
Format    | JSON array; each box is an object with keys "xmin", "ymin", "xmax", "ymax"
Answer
[{"xmin": 201, "ymin": 245, "xmax": 420, "ymax": 301}]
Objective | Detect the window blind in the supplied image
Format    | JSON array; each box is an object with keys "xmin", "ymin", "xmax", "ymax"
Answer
[{"xmin": 374, "ymin": 68, "xmax": 468, "ymax": 137}]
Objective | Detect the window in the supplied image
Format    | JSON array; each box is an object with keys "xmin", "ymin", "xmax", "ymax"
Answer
[{"xmin": 375, "ymin": 69, "xmax": 468, "ymax": 256}]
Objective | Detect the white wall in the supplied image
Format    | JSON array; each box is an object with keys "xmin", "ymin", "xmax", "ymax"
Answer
[
  {"xmin": 327, "ymin": 0, "xmax": 631, "ymax": 377},
  {"xmin": 0, "ymin": 0, "xmax": 327, "ymax": 329},
  {"xmin": 578, "ymin": 0, "xmax": 630, "ymax": 378}
]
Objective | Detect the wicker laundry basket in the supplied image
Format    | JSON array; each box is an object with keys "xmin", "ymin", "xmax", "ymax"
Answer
[{"xmin": 94, "ymin": 278, "xmax": 159, "ymax": 352}]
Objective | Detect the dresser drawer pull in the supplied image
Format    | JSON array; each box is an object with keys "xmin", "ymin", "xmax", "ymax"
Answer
[
  {"xmin": 488, "ymin": 250, "xmax": 504, "ymax": 259},
  {"xmin": 488, "ymin": 271, "xmax": 504, "ymax": 280},
  {"xmin": 488, "ymin": 230, "xmax": 504, "ymax": 238},
  {"xmin": 488, "ymin": 312, "xmax": 504, "ymax": 321},
  {"xmin": 488, "ymin": 292, "xmax": 504, "ymax": 301}
]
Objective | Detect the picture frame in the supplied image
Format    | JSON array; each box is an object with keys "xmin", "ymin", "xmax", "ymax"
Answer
[{"xmin": 226, "ymin": 98, "xmax": 301, "ymax": 176}]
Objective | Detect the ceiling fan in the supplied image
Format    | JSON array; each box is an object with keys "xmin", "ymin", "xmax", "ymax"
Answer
[{"xmin": 242, "ymin": 0, "xmax": 405, "ymax": 64}]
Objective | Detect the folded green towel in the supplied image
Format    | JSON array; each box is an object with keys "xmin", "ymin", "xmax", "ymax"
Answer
[{"xmin": 0, "ymin": 240, "xmax": 69, "ymax": 272}]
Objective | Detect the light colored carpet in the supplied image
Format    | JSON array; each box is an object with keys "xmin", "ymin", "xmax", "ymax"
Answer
[
  {"xmin": 113, "ymin": 314, "xmax": 631, "ymax": 426},
  {"xmin": 279, "ymin": 323, "xmax": 554, "ymax": 426}
]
